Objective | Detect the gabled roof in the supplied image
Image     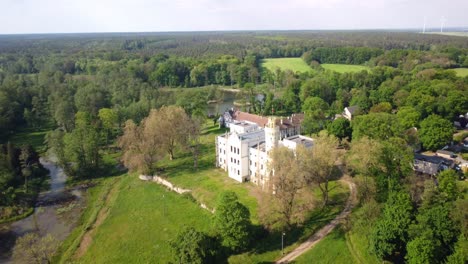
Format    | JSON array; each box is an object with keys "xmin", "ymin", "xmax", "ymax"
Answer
[
  {"xmin": 232, "ymin": 111, "xmax": 304, "ymax": 129},
  {"xmin": 345, "ymin": 106, "xmax": 359, "ymax": 115}
]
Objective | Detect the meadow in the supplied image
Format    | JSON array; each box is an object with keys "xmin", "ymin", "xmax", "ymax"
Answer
[
  {"xmin": 321, "ymin": 63, "xmax": 369, "ymax": 73},
  {"xmin": 453, "ymin": 68, "xmax": 468, "ymax": 77},
  {"xmin": 261, "ymin": 58, "xmax": 314, "ymax": 73},
  {"xmin": 261, "ymin": 57, "xmax": 370, "ymax": 75}
]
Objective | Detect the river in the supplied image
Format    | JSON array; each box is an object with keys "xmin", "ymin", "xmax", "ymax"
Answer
[{"xmin": 0, "ymin": 159, "xmax": 85, "ymax": 263}]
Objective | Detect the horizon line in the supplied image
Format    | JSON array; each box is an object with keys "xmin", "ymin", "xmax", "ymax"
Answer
[{"xmin": 1, "ymin": 27, "xmax": 468, "ymax": 36}]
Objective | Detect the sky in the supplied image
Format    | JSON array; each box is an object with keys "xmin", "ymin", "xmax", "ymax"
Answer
[{"xmin": 1, "ymin": 0, "xmax": 467, "ymax": 34}]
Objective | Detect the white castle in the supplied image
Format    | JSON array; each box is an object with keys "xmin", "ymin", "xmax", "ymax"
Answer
[{"xmin": 216, "ymin": 112, "xmax": 313, "ymax": 187}]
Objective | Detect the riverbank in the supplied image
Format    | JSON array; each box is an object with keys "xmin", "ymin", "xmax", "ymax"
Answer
[{"xmin": 0, "ymin": 159, "xmax": 86, "ymax": 263}]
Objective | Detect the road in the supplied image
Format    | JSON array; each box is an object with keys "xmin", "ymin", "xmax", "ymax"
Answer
[{"xmin": 275, "ymin": 177, "xmax": 357, "ymax": 263}]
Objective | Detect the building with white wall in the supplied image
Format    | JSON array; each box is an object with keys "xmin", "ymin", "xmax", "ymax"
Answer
[{"xmin": 216, "ymin": 115, "xmax": 313, "ymax": 187}]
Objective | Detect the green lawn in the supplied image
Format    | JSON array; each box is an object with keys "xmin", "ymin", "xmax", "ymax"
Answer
[
  {"xmin": 76, "ymin": 174, "xmax": 213, "ymax": 263},
  {"xmin": 261, "ymin": 58, "xmax": 314, "ymax": 73},
  {"xmin": 295, "ymin": 227, "xmax": 355, "ymax": 264},
  {"xmin": 321, "ymin": 64, "xmax": 369, "ymax": 73},
  {"xmin": 453, "ymin": 68, "xmax": 468, "ymax": 77}
]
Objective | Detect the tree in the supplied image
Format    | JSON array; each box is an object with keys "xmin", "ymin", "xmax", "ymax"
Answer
[
  {"xmin": 260, "ymin": 146, "xmax": 308, "ymax": 230},
  {"xmin": 298, "ymin": 132, "xmax": 342, "ymax": 206},
  {"xmin": 151, "ymin": 106, "xmax": 192, "ymax": 160},
  {"xmin": 397, "ymin": 106, "xmax": 421, "ymax": 130},
  {"xmin": 352, "ymin": 113, "xmax": 401, "ymax": 141},
  {"xmin": 119, "ymin": 119, "xmax": 162, "ymax": 176},
  {"xmin": 98, "ymin": 108, "xmax": 118, "ymax": 145},
  {"xmin": 407, "ymin": 204, "xmax": 458, "ymax": 263},
  {"xmin": 12, "ymin": 233, "xmax": 58, "ymax": 264},
  {"xmin": 327, "ymin": 117, "xmax": 352, "ymax": 141},
  {"xmin": 170, "ymin": 227, "xmax": 216, "ymax": 264},
  {"xmin": 437, "ymin": 169, "xmax": 459, "ymax": 202},
  {"xmin": 213, "ymin": 192, "xmax": 252, "ymax": 252},
  {"xmin": 419, "ymin": 115, "xmax": 453, "ymax": 151},
  {"xmin": 63, "ymin": 112, "xmax": 101, "ymax": 177},
  {"xmin": 371, "ymin": 191, "xmax": 413, "ymax": 261}
]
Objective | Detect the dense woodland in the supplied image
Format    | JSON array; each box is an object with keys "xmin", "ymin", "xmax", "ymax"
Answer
[{"xmin": 0, "ymin": 31, "xmax": 467, "ymax": 263}]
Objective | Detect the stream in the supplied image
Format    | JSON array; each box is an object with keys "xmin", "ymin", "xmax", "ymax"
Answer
[{"xmin": 0, "ymin": 158, "xmax": 85, "ymax": 263}]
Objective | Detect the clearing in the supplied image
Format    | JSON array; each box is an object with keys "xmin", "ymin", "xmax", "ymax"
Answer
[
  {"xmin": 261, "ymin": 58, "xmax": 314, "ymax": 73},
  {"xmin": 453, "ymin": 68, "xmax": 468, "ymax": 77},
  {"xmin": 321, "ymin": 64, "xmax": 369, "ymax": 73}
]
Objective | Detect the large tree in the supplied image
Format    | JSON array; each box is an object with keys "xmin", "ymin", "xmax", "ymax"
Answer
[
  {"xmin": 327, "ymin": 117, "xmax": 352, "ymax": 141},
  {"xmin": 371, "ymin": 191, "xmax": 413, "ymax": 261},
  {"xmin": 213, "ymin": 191, "xmax": 252, "ymax": 252},
  {"xmin": 298, "ymin": 132, "xmax": 343, "ymax": 206},
  {"xmin": 260, "ymin": 146, "xmax": 309, "ymax": 230},
  {"xmin": 151, "ymin": 106, "xmax": 192, "ymax": 160},
  {"xmin": 170, "ymin": 227, "xmax": 216, "ymax": 264},
  {"xmin": 419, "ymin": 115, "xmax": 453, "ymax": 151}
]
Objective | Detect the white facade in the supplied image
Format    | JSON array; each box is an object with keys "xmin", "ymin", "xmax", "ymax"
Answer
[{"xmin": 216, "ymin": 117, "xmax": 314, "ymax": 187}]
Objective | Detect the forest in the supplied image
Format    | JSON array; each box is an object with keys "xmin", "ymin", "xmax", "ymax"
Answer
[{"xmin": 0, "ymin": 31, "xmax": 467, "ymax": 263}]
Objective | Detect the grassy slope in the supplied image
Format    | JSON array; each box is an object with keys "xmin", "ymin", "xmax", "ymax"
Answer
[
  {"xmin": 453, "ymin": 68, "xmax": 468, "ymax": 77},
  {"xmin": 294, "ymin": 227, "xmax": 355, "ymax": 264},
  {"xmin": 322, "ymin": 64, "xmax": 369, "ymax": 73},
  {"xmin": 77, "ymin": 174, "xmax": 213, "ymax": 263},
  {"xmin": 261, "ymin": 58, "xmax": 314, "ymax": 73}
]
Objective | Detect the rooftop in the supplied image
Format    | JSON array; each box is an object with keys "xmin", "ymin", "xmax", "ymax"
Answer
[{"xmin": 284, "ymin": 135, "xmax": 314, "ymax": 148}]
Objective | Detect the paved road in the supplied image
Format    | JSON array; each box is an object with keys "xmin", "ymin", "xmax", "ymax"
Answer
[{"xmin": 275, "ymin": 177, "xmax": 357, "ymax": 263}]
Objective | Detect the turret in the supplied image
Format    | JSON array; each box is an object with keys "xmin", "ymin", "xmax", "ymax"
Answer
[{"xmin": 265, "ymin": 117, "xmax": 280, "ymax": 153}]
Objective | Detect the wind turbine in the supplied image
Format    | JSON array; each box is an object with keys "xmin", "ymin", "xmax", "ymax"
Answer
[
  {"xmin": 423, "ymin": 16, "xmax": 427, "ymax": 33},
  {"xmin": 440, "ymin": 16, "xmax": 447, "ymax": 33}
]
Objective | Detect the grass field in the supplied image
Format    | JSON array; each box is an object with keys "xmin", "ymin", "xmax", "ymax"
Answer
[
  {"xmin": 321, "ymin": 64, "xmax": 369, "ymax": 73},
  {"xmin": 76, "ymin": 175, "xmax": 213, "ymax": 263},
  {"xmin": 453, "ymin": 68, "xmax": 468, "ymax": 77},
  {"xmin": 295, "ymin": 226, "xmax": 355, "ymax": 264},
  {"xmin": 261, "ymin": 58, "xmax": 314, "ymax": 73}
]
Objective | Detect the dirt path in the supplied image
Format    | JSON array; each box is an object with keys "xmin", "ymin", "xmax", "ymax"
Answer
[
  {"xmin": 275, "ymin": 177, "xmax": 357, "ymax": 263},
  {"xmin": 73, "ymin": 178, "xmax": 121, "ymax": 258}
]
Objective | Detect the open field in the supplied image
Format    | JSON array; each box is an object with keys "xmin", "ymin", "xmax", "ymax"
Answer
[
  {"xmin": 261, "ymin": 58, "xmax": 314, "ymax": 73},
  {"xmin": 321, "ymin": 64, "xmax": 369, "ymax": 73},
  {"xmin": 295, "ymin": 227, "xmax": 355, "ymax": 264},
  {"xmin": 75, "ymin": 174, "xmax": 213, "ymax": 263},
  {"xmin": 453, "ymin": 68, "xmax": 468, "ymax": 77}
]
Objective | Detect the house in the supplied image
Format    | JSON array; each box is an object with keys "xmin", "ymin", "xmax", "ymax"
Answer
[
  {"xmin": 342, "ymin": 106, "xmax": 359, "ymax": 120},
  {"xmin": 216, "ymin": 117, "xmax": 313, "ymax": 187},
  {"xmin": 413, "ymin": 154, "xmax": 453, "ymax": 176}
]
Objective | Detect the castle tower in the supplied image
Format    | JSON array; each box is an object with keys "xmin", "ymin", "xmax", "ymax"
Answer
[{"xmin": 265, "ymin": 117, "xmax": 280, "ymax": 154}]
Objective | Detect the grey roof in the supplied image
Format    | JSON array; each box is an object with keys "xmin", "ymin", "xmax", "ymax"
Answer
[
  {"xmin": 346, "ymin": 106, "xmax": 359, "ymax": 115},
  {"xmin": 413, "ymin": 153, "xmax": 453, "ymax": 175},
  {"xmin": 285, "ymin": 135, "xmax": 314, "ymax": 148}
]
